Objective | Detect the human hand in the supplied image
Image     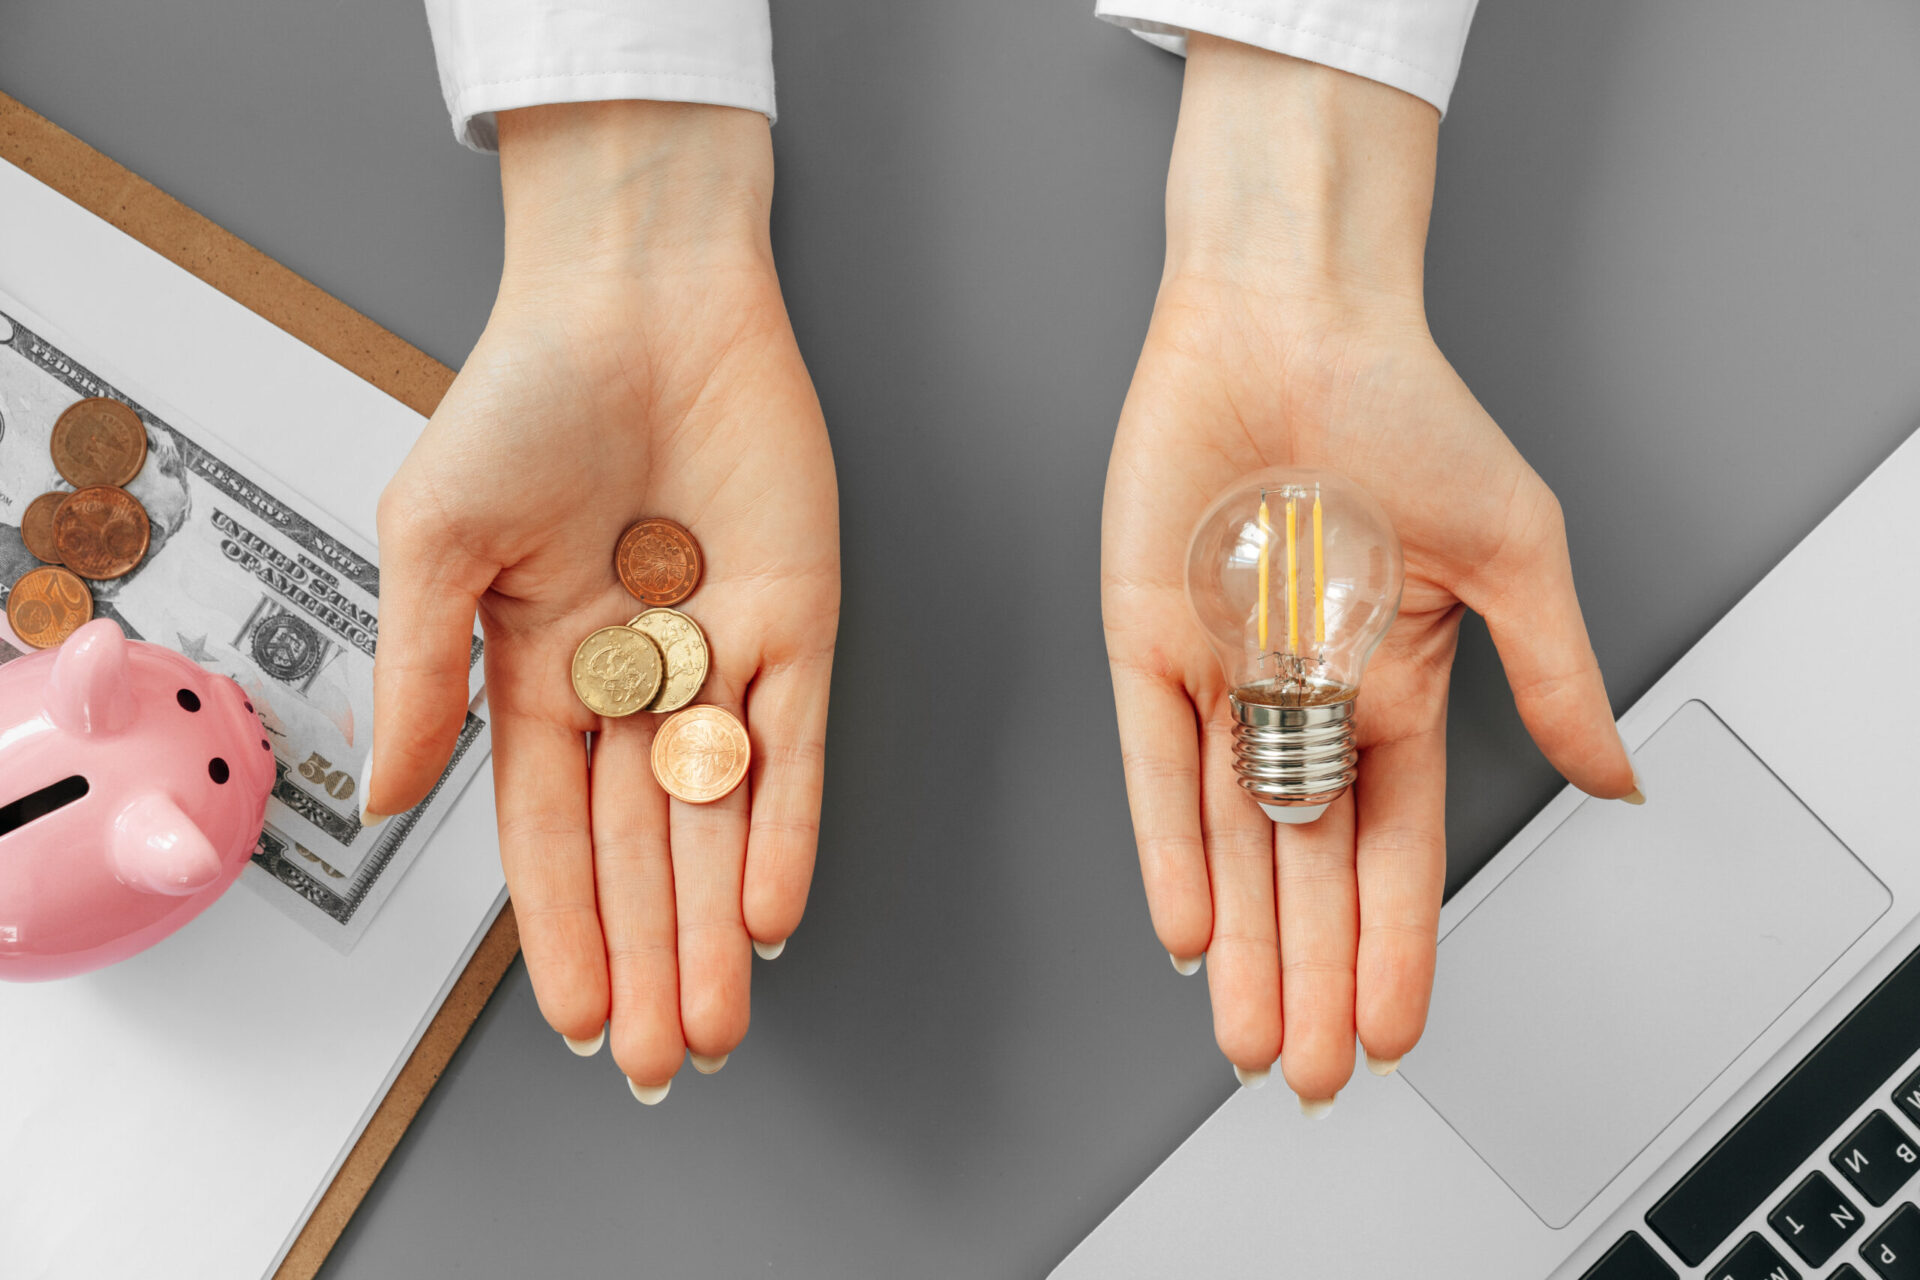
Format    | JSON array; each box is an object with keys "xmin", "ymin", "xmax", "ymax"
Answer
[
  {"xmin": 1103, "ymin": 40, "xmax": 1637, "ymax": 1109},
  {"xmin": 365, "ymin": 101, "xmax": 838, "ymax": 1101}
]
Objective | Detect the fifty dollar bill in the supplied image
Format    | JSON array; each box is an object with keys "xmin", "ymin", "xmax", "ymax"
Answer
[{"xmin": 0, "ymin": 291, "xmax": 487, "ymax": 949}]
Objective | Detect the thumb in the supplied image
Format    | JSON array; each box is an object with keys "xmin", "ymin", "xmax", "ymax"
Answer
[
  {"xmin": 362, "ymin": 493, "xmax": 493, "ymax": 822},
  {"xmin": 1464, "ymin": 492, "xmax": 1639, "ymax": 801}
]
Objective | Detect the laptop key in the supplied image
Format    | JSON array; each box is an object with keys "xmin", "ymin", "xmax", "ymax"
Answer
[
  {"xmin": 1645, "ymin": 942, "xmax": 1920, "ymax": 1266},
  {"xmin": 1894, "ymin": 1065, "xmax": 1920, "ymax": 1130},
  {"xmin": 1708, "ymin": 1231, "xmax": 1800, "ymax": 1279},
  {"xmin": 1835, "ymin": 1266, "xmax": 1867, "ymax": 1280},
  {"xmin": 1861, "ymin": 1203, "xmax": 1920, "ymax": 1278},
  {"xmin": 1834, "ymin": 1112, "xmax": 1920, "ymax": 1207},
  {"xmin": 1768, "ymin": 1169, "xmax": 1864, "ymax": 1267},
  {"xmin": 1578, "ymin": 1231, "xmax": 1677, "ymax": 1279}
]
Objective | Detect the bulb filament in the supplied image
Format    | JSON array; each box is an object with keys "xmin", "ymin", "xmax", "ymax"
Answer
[
  {"xmin": 1312, "ymin": 487, "xmax": 1325, "ymax": 647},
  {"xmin": 1252, "ymin": 484, "xmax": 1332, "ymax": 702},
  {"xmin": 1286, "ymin": 495, "xmax": 1299, "ymax": 654}
]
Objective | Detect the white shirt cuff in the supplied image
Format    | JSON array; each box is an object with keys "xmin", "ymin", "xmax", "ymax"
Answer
[
  {"xmin": 424, "ymin": 0, "xmax": 777, "ymax": 153},
  {"xmin": 1094, "ymin": 0, "xmax": 1478, "ymax": 117}
]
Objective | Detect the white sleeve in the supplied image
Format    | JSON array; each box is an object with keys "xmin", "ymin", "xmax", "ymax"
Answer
[
  {"xmin": 1094, "ymin": 0, "xmax": 1478, "ymax": 116},
  {"xmin": 424, "ymin": 0, "xmax": 776, "ymax": 152}
]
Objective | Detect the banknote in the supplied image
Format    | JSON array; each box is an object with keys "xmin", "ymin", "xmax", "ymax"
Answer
[{"xmin": 0, "ymin": 290, "xmax": 489, "ymax": 948}]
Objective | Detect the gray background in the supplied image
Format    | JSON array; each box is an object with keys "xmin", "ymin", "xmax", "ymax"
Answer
[{"xmin": 5, "ymin": 0, "xmax": 1918, "ymax": 1274}]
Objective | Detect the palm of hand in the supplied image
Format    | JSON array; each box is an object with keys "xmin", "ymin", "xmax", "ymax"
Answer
[
  {"xmin": 1103, "ymin": 277, "xmax": 1621, "ymax": 1100},
  {"xmin": 420, "ymin": 276, "xmax": 838, "ymax": 738},
  {"xmin": 377, "ymin": 266, "xmax": 838, "ymax": 1086}
]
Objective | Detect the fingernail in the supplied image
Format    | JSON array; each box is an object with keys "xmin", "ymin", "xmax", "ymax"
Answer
[
  {"xmin": 1299, "ymin": 1096, "xmax": 1336, "ymax": 1119},
  {"xmin": 562, "ymin": 1025, "xmax": 605, "ymax": 1057},
  {"xmin": 690, "ymin": 1052, "xmax": 729, "ymax": 1075},
  {"xmin": 754, "ymin": 937, "xmax": 786, "ymax": 961},
  {"xmin": 1617, "ymin": 736, "xmax": 1646, "ymax": 805},
  {"xmin": 627, "ymin": 1077, "xmax": 671, "ymax": 1105},
  {"xmin": 358, "ymin": 733, "xmax": 390, "ymax": 826},
  {"xmin": 1233, "ymin": 1064, "xmax": 1269, "ymax": 1089},
  {"xmin": 1169, "ymin": 952, "xmax": 1203, "ymax": 976},
  {"xmin": 1365, "ymin": 1053, "xmax": 1401, "ymax": 1077}
]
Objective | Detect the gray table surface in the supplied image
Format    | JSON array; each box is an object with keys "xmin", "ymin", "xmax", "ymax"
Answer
[{"xmin": 5, "ymin": 1, "xmax": 1917, "ymax": 1275}]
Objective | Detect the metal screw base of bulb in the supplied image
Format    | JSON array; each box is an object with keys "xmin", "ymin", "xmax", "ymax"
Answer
[{"xmin": 1228, "ymin": 691, "xmax": 1359, "ymax": 822}]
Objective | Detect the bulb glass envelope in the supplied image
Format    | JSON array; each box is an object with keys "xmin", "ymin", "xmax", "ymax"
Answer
[
  {"xmin": 1186, "ymin": 466, "xmax": 1404, "ymax": 706},
  {"xmin": 1187, "ymin": 467, "xmax": 1404, "ymax": 821}
]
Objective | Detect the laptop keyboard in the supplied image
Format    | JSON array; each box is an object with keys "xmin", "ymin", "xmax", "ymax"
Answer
[{"xmin": 1579, "ymin": 939, "xmax": 1920, "ymax": 1279}]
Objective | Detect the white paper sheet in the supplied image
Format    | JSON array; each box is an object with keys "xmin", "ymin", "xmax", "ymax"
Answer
[{"xmin": 0, "ymin": 157, "xmax": 507, "ymax": 1279}]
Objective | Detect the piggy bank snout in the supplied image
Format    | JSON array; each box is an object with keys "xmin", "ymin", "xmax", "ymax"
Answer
[{"xmin": 111, "ymin": 792, "xmax": 222, "ymax": 896}]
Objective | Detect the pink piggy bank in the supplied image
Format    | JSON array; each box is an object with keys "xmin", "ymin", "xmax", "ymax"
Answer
[{"xmin": 0, "ymin": 618, "xmax": 273, "ymax": 981}]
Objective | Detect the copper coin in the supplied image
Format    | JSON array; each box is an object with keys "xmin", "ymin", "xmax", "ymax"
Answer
[
  {"xmin": 50, "ymin": 398, "xmax": 147, "ymax": 488},
  {"xmin": 650, "ymin": 705, "xmax": 750, "ymax": 804},
  {"xmin": 7, "ymin": 565, "xmax": 93, "ymax": 649},
  {"xmin": 20, "ymin": 491, "xmax": 69, "ymax": 563},
  {"xmin": 51, "ymin": 485, "xmax": 151, "ymax": 580},
  {"xmin": 614, "ymin": 517, "xmax": 702, "ymax": 606}
]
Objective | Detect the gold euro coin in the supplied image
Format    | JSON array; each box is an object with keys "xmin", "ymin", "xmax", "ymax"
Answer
[
  {"xmin": 626, "ymin": 608, "xmax": 709, "ymax": 713},
  {"xmin": 650, "ymin": 705, "xmax": 750, "ymax": 804},
  {"xmin": 570, "ymin": 625, "xmax": 664, "ymax": 717}
]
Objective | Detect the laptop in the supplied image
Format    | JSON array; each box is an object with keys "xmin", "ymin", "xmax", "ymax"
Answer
[{"xmin": 1054, "ymin": 422, "xmax": 1920, "ymax": 1280}]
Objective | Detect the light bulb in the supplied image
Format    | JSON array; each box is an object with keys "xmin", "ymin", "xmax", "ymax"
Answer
[{"xmin": 1186, "ymin": 467, "xmax": 1404, "ymax": 824}]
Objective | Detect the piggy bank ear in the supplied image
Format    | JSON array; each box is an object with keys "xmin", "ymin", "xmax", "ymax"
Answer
[
  {"xmin": 111, "ymin": 793, "xmax": 221, "ymax": 896},
  {"xmin": 45, "ymin": 619, "xmax": 134, "ymax": 735}
]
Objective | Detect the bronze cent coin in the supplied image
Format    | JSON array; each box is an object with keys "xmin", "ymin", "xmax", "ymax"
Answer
[
  {"xmin": 650, "ymin": 705, "xmax": 750, "ymax": 804},
  {"xmin": 570, "ymin": 625, "xmax": 665, "ymax": 718},
  {"xmin": 50, "ymin": 398, "xmax": 147, "ymax": 488},
  {"xmin": 20, "ymin": 491, "xmax": 69, "ymax": 563},
  {"xmin": 614, "ymin": 517, "xmax": 702, "ymax": 606},
  {"xmin": 51, "ymin": 485, "xmax": 151, "ymax": 580},
  {"xmin": 626, "ymin": 608, "xmax": 710, "ymax": 713},
  {"xmin": 7, "ymin": 565, "xmax": 94, "ymax": 649}
]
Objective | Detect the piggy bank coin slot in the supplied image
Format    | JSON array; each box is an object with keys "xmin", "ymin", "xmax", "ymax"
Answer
[{"xmin": 0, "ymin": 775, "xmax": 89, "ymax": 838}]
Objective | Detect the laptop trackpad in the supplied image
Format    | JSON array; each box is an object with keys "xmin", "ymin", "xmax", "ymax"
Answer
[{"xmin": 1400, "ymin": 700, "xmax": 1888, "ymax": 1228}]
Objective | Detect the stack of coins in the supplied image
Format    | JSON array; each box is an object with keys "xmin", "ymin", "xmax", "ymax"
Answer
[
  {"xmin": 7, "ymin": 398, "xmax": 152, "ymax": 650},
  {"xmin": 570, "ymin": 517, "xmax": 750, "ymax": 804}
]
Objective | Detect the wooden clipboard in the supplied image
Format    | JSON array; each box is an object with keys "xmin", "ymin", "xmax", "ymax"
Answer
[{"xmin": 0, "ymin": 90, "xmax": 521, "ymax": 1280}]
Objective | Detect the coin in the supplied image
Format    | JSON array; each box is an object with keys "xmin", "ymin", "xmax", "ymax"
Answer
[
  {"xmin": 570, "ymin": 625, "xmax": 664, "ymax": 717},
  {"xmin": 50, "ymin": 398, "xmax": 147, "ymax": 488},
  {"xmin": 51, "ymin": 485, "xmax": 151, "ymax": 580},
  {"xmin": 614, "ymin": 517, "xmax": 702, "ymax": 606},
  {"xmin": 7, "ymin": 565, "xmax": 94, "ymax": 649},
  {"xmin": 650, "ymin": 705, "xmax": 750, "ymax": 804},
  {"xmin": 20, "ymin": 491, "xmax": 69, "ymax": 563},
  {"xmin": 626, "ymin": 608, "xmax": 710, "ymax": 713}
]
